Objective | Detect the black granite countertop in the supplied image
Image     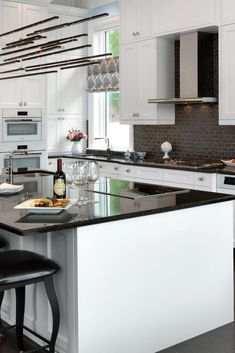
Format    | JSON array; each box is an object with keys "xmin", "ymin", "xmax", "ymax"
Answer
[
  {"xmin": 0, "ymin": 174, "xmax": 234, "ymax": 236},
  {"xmin": 48, "ymin": 153, "xmax": 234, "ymax": 174}
]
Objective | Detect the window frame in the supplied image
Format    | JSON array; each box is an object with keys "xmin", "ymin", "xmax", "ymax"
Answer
[{"xmin": 87, "ymin": 16, "xmax": 133, "ymax": 151}]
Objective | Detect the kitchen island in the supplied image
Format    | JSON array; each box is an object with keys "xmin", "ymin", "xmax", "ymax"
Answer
[{"xmin": 0, "ymin": 174, "xmax": 234, "ymax": 353}]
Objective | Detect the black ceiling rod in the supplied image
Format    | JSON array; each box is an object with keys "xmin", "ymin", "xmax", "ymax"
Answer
[
  {"xmin": 0, "ymin": 67, "xmax": 25, "ymax": 74},
  {"xmin": 27, "ymin": 13, "xmax": 109, "ymax": 36},
  {"xmin": 0, "ymin": 38, "xmax": 78, "ymax": 57},
  {"xmin": 60, "ymin": 61, "xmax": 102, "ymax": 70},
  {"xmin": 25, "ymin": 59, "xmax": 92, "ymax": 71},
  {"xmin": 0, "ymin": 60, "xmax": 21, "ymax": 67},
  {"xmin": 0, "ymin": 70, "xmax": 57, "ymax": 80},
  {"xmin": 25, "ymin": 52, "xmax": 112, "ymax": 69},
  {"xmin": 40, "ymin": 33, "xmax": 88, "ymax": 47},
  {"xmin": 0, "ymin": 16, "xmax": 59, "ymax": 38},
  {"xmin": 21, "ymin": 44, "xmax": 92, "ymax": 62},
  {"xmin": 4, "ymin": 45, "xmax": 62, "ymax": 62},
  {"xmin": 5, "ymin": 35, "xmax": 47, "ymax": 47}
]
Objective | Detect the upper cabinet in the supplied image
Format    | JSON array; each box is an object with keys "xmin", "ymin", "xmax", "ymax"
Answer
[
  {"xmin": 153, "ymin": 0, "xmax": 219, "ymax": 36},
  {"xmin": 221, "ymin": 0, "xmax": 235, "ymax": 25},
  {"xmin": 219, "ymin": 24, "xmax": 235, "ymax": 125},
  {"xmin": 120, "ymin": 0, "xmax": 153, "ymax": 43},
  {"xmin": 0, "ymin": 1, "xmax": 46, "ymax": 44}
]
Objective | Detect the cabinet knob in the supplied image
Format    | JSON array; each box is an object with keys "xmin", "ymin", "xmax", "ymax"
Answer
[
  {"xmin": 136, "ymin": 31, "xmax": 140, "ymax": 35},
  {"xmin": 132, "ymin": 32, "xmax": 136, "ymax": 36},
  {"xmin": 99, "ymin": 165, "xmax": 103, "ymax": 169},
  {"xmin": 58, "ymin": 109, "xmax": 61, "ymax": 112},
  {"xmin": 19, "ymin": 102, "xmax": 22, "ymax": 106},
  {"xmin": 198, "ymin": 177, "xmax": 205, "ymax": 182},
  {"xmin": 126, "ymin": 169, "xmax": 131, "ymax": 173},
  {"xmin": 61, "ymin": 108, "xmax": 65, "ymax": 112},
  {"xmin": 23, "ymin": 102, "xmax": 27, "ymax": 106},
  {"xmin": 114, "ymin": 167, "xmax": 119, "ymax": 171}
]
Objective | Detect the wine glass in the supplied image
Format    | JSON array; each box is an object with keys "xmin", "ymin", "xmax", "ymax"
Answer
[
  {"xmin": 73, "ymin": 161, "xmax": 89, "ymax": 205},
  {"xmin": 86, "ymin": 161, "xmax": 100, "ymax": 204}
]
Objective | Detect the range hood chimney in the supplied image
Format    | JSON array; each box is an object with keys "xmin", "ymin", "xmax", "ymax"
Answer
[{"xmin": 148, "ymin": 32, "xmax": 217, "ymax": 105}]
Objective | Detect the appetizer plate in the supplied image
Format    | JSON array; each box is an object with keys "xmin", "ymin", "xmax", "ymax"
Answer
[
  {"xmin": 221, "ymin": 160, "xmax": 235, "ymax": 167},
  {"xmin": 15, "ymin": 199, "xmax": 76, "ymax": 214},
  {"xmin": 0, "ymin": 183, "xmax": 24, "ymax": 195}
]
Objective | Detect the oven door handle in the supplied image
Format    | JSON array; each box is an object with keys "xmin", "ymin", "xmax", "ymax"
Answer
[{"xmin": 4, "ymin": 119, "xmax": 41, "ymax": 122}]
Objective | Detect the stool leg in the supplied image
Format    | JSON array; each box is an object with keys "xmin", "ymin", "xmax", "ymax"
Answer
[
  {"xmin": 44, "ymin": 276, "xmax": 60, "ymax": 353},
  {"xmin": 15, "ymin": 286, "xmax": 25, "ymax": 353},
  {"xmin": 0, "ymin": 291, "xmax": 4, "ymax": 329}
]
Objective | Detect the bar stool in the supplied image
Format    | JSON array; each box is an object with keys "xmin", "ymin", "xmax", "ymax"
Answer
[{"xmin": 0, "ymin": 250, "xmax": 60, "ymax": 353}]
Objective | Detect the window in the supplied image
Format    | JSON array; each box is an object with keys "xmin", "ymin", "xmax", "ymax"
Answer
[{"xmin": 88, "ymin": 19, "xmax": 132, "ymax": 151}]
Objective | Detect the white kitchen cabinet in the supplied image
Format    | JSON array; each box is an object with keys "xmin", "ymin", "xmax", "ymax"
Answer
[
  {"xmin": 134, "ymin": 166, "xmax": 163, "ymax": 184},
  {"xmin": 120, "ymin": 39, "xmax": 175, "ymax": 125},
  {"xmin": 120, "ymin": 165, "xmax": 135, "ymax": 181},
  {"xmin": 0, "ymin": 61, "xmax": 46, "ymax": 109},
  {"xmin": 219, "ymin": 24, "xmax": 235, "ymax": 125},
  {"xmin": 0, "ymin": 1, "xmax": 46, "ymax": 44},
  {"xmin": 221, "ymin": 0, "xmax": 235, "ymax": 25},
  {"xmin": 153, "ymin": 0, "xmax": 218, "ymax": 36},
  {"xmin": 98, "ymin": 161, "xmax": 121, "ymax": 179},
  {"xmin": 162, "ymin": 169, "xmax": 194, "ymax": 189},
  {"xmin": 120, "ymin": 0, "xmax": 153, "ymax": 43},
  {"xmin": 47, "ymin": 8, "xmax": 88, "ymax": 57},
  {"xmin": 47, "ymin": 115, "xmax": 83, "ymax": 153},
  {"xmin": 47, "ymin": 55, "xmax": 86, "ymax": 115},
  {"xmin": 193, "ymin": 172, "xmax": 217, "ymax": 192}
]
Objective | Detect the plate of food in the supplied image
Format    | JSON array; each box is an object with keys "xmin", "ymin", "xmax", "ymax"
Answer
[
  {"xmin": 221, "ymin": 159, "xmax": 235, "ymax": 167},
  {"xmin": 14, "ymin": 197, "xmax": 76, "ymax": 214}
]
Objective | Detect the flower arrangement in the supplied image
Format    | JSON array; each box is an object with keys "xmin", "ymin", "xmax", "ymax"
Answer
[{"xmin": 66, "ymin": 128, "xmax": 87, "ymax": 142}]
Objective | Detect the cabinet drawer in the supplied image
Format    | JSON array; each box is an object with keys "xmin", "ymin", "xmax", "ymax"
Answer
[
  {"xmin": 120, "ymin": 165, "xmax": 135, "ymax": 180},
  {"xmin": 162, "ymin": 169, "xmax": 194, "ymax": 187},
  {"xmin": 193, "ymin": 172, "xmax": 216, "ymax": 191},
  {"xmin": 98, "ymin": 162, "xmax": 121, "ymax": 175},
  {"xmin": 134, "ymin": 166, "xmax": 163, "ymax": 182}
]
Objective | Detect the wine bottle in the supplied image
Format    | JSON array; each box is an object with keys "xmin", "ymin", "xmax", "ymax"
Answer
[{"xmin": 53, "ymin": 159, "xmax": 66, "ymax": 199}]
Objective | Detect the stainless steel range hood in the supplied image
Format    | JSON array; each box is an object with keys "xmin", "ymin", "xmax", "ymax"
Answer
[{"xmin": 148, "ymin": 32, "xmax": 217, "ymax": 105}]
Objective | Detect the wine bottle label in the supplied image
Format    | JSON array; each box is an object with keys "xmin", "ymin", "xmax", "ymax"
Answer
[{"xmin": 54, "ymin": 179, "xmax": 65, "ymax": 196}]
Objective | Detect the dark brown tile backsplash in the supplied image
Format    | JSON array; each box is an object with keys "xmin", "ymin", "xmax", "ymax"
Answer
[
  {"xmin": 134, "ymin": 34, "xmax": 233, "ymax": 161},
  {"xmin": 134, "ymin": 105, "xmax": 235, "ymax": 160}
]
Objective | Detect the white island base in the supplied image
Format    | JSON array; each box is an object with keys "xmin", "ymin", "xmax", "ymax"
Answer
[{"xmin": 1, "ymin": 201, "xmax": 234, "ymax": 353}]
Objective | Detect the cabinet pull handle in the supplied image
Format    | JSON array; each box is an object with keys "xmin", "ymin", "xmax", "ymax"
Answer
[{"xmin": 198, "ymin": 177, "xmax": 205, "ymax": 181}]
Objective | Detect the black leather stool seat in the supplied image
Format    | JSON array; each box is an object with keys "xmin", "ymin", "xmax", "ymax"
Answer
[{"xmin": 0, "ymin": 250, "xmax": 59, "ymax": 286}]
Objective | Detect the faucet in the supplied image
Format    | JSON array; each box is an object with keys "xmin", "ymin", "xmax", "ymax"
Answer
[
  {"xmin": 8, "ymin": 149, "xmax": 28, "ymax": 184},
  {"xmin": 94, "ymin": 137, "xmax": 111, "ymax": 156}
]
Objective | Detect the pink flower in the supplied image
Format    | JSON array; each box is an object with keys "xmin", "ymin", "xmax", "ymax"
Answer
[{"xmin": 66, "ymin": 128, "xmax": 88, "ymax": 142}]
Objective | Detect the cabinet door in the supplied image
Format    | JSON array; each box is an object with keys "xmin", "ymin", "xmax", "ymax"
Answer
[
  {"xmin": 138, "ymin": 40, "xmax": 157, "ymax": 123},
  {"xmin": 0, "ymin": 1, "xmax": 22, "ymax": 45},
  {"xmin": 22, "ymin": 4, "xmax": 47, "ymax": 36},
  {"xmin": 221, "ymin": 0, "xmax": 235, "ymax": 25},
  {"xmin": 120, "ymin": 44, "xmax": 138, "ymax": 123},
  {"xmin": 47, "ymin": 117, "xmax": 61, "ymax": 153},
  {"xmin": 0, "ymin": 62, "xmax": 22, "ymax": 108},
  {"xmin": 137, "ymin": 0, "xmax": 153, "ymax": 40},
  {"xmin": 153, "ymin": 0, "xmax": 218, "ymax": 36},
  {"xmin": 220, "ymin": 25, "xmax": 235, "ymax": 125},
  {"xmin": 22, "ymin": 60, "xmax": 46, "ymax": 109},
  {"xmin": 120, "ymin": 0, "xmax": 138, "ymax": 43},
  {"xmin": 59, "ymin": 61, "xmax": 86, "ymax": 115}
]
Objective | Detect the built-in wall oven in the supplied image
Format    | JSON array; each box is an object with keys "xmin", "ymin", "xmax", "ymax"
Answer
[{"xmin": 0, "ymin": 109, "xmax": 46, "ymax": 152}]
